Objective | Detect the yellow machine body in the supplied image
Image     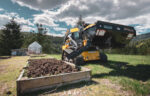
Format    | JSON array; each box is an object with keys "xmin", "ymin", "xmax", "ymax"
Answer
[
  {"xmin": 69, "ymin": 24, "xmax": 95, "ymax": 33},
  {"xmin": 81, "ymin": 51, "xmax": 100, "ymax": 61},
  {"xmin": 83, "ymin": 24, "xmax": 95, "ymax": 31},
  {"xmin": 62, "ymin": 25, "xmax": 101, "ymax": 62},
  {"xmin": 70, "ymin": 28, "xmax": 79, "ymax": 33},
  {"xmin": 62, "ymin": 39, "xmax": 70, "ymax": 50}
]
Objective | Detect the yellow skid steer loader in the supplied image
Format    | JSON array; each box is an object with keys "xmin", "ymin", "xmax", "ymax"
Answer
[{"xmin": 62, "ymin": 20, "xmax": 136, "ymax": 65}]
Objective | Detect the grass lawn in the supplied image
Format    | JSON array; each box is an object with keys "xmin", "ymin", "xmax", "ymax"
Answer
[
  {"xmin": 0, "ymin": 56, "xmax": 29, "ymax": 96},
  {"xmin": 0, "ymin": 54, "xmax": 150, "ymax": 96},
  {"xmin": 48, "ymin": 54, "xmax": 150, "ymax": 96}
]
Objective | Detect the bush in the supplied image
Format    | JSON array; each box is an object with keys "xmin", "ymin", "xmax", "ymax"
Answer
[{"xmin": 105, "ymin": 39, "xmax": 150, "ymax": 55}]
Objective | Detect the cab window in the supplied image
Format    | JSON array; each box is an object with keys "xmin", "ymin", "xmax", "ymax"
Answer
[
  {"xmin": 104, "ymin": 25, "xmax": 113, "ymax": 29},
  {"xmin": 72, "ymin": 32, "xmax": 79, "ymax": 40}
]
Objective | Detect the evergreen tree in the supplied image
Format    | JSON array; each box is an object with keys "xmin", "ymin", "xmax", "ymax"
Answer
[
  {"xmin": 35, "ymin": 23, "xmax": 54, "ymax": 53},
  {"xmin": 36, "ymin": 23, "xmax": 46, "ymax": 44},
  {"xmin": 0, "ymin": 19, "xmax": 23, "ymax": 55}
]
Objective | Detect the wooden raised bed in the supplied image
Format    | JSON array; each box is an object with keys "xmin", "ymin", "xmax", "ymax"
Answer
[{"xmin": 16, "ymin": 61, "xmax": 91, "ymax": 96}]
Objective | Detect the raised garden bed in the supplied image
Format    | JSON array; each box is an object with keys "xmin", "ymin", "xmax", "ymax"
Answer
[
  {"xmin": 0, "ymin": 56, "xmax": 11, "ymax": 59},
  {"xmin": 17, "ymin": 58, "xmax": 91, "ymax": 96}
]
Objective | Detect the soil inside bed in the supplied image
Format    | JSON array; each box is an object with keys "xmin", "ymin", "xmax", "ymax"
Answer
[{"xmin": 24, "ymin": 58, "xmax": 80, "ymax": 78}]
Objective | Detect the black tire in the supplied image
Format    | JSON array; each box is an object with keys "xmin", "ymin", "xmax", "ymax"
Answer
[
  {"xmin": 62, "ymin": 51, "xmax": 74, "ymax": 63},
  {"xmin": 61, "ymin": 51, "xmax": 65, "ymax": 60},
  {"xmin": 74, "ymin": 55, "xmax": 85, "ymax": 65},
  {"xmin": 100, "ymin": 53, "xmax": 108, "ymax": 62},
  {"xmin": 62, "ymin": 51, "xmax": 69, "ymax": 61}
]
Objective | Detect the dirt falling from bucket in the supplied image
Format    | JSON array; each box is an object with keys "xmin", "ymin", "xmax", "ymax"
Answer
[{"xmin": 26, "ymin": 59, "xmax": 80, "ymax": 78}]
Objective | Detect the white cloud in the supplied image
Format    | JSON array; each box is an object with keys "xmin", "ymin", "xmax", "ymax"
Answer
[
  {"xmin": 46, "ymin": 32, "xmax": 64, "ymax": 37},
  {"xmin": 15, "ymin": 17, "xmax": 34, "ymax": 26},
  {"xmin": 56, "ymin": 0, "xmax": 150, "ymax": 20},
  {"xmin": 6, "ymin": 12, "xmax": 34, "ymax": 26},
  {"xmin": 21, "ymin": 25, "xmax": 35, "ymax": 32},
  {"xmin": 0, "ymin": 14, "xmax": 35, "ymax": 32},
  {"xmin": 0, "ymin": 11, "xmax": 35, "ymax": 33},
  {"xmin": 33, "ymin": 12, "xmax": 58, "ymax": 26},
  {"xmin": 0, "ymin": 9, "xmax": 34, "ymax": 29},
  {"xmin": 11, "ymin": 0, "xmax": 150, "ymax": 34},
  {"xmin": 45, "ymin": 27, "xmax": 66, "ymax": 37},
  {"xmin": 135, "ymin": 25, "xmax": 150, "ymax": 35},
  {"xmin": 11, "ymin": 0, "xmax": 68, "ymax": 11},
  {"xmin": 0, "ymin": 14, "xmax": 11, "ymax": 29},
  {"xmin": 58, "ymin": 17, "xmax": 77, "ymax": 26},
  {"xmin": 53, "ymin": 27, "xmax": 67, "ymax": 31},
  {"xmin": 0, "ymin": 8, "xmax": 4, "ymax": 11}
]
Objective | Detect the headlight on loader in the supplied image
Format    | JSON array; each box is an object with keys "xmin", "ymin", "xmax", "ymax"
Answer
[{"xmin": 127, "ymin": 33, "xmax": 134, "ymax": 39}]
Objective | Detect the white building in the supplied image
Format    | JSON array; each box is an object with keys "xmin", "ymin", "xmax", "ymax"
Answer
[{"xmin": 28, "ymin": 41, "xmax": 42, "ymax": 54}]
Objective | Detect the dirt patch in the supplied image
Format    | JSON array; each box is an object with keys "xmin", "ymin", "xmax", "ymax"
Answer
[
  {"xmin": 25, "ymin": 58, "xmax": 80, "ymax": 78},
  {"xmin": 47, "ymin": 79, "xmax": 133, "ymax": 96},
  {"xmin": 0, "ymin": 65, "xmax": 8, "ymax": 73},
  {"xmin": 99, "ymin": 79, "xmax": 133, "ymax": 96},
  {"xmin": 0, "ymin": 83, "xmax": 9, "ymax": 95}
]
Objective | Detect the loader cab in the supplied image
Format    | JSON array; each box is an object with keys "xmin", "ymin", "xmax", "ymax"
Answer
[
  {"xmin": 71, "ymin": 31, "xmax": 80, "ymax": 40},
  {"xmin": 70, "ymin": 28, "xmax": 82, "ymax": 41}
]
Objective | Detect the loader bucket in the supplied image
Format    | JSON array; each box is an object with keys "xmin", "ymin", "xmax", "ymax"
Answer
[{"xmin": 90, "ymin": 21, "xmax": 136, "ymax": 49}]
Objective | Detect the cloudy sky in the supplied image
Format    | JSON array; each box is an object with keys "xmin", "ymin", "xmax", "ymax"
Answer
[{"xmin": 0, "ymin": 0, "xmax": 150, "ymax": 36}]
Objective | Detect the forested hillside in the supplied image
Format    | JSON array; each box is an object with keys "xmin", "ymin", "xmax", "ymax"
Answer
[
  {"xmin": 107, "ymin": 38, "xmax": 150, "ymax": 55},
  {"xmin": 0, "ymin": 19, "xmax": 64, "ymax": 55},
  {"xmin": 132, "ymin": 32, "xmax": 150, "ymax": 41},
  {"xmin": 21, "ymin": 32, "xmax": 64, "ymax": 54},
  {"xmin": 0, "ymin": 30, "xmax": 64, "ymax": 55}
]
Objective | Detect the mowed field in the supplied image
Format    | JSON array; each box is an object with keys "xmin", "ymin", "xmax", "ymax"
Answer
[{"xmin": 0, "ymin": 54, "xmax": 150, "ymax": 96}]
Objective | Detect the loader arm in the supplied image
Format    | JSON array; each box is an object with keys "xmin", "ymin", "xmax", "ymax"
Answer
[{"xmin": 66, "ymin": 40, "xmax": 91, "ymax": 59}]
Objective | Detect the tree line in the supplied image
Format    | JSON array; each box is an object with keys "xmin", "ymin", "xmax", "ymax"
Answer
[
  {"xmin": 106, "ymin": 39, "xmax": 150, "ymax": 55},
  {"xmin": 0, "ymin": 19, "xmax": 64, "ymax": 56}
]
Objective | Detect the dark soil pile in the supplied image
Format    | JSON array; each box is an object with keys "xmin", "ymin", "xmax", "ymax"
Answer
[{"xmin": 26, "ymin": 58, "xmax": 80, "ymax": 78}]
